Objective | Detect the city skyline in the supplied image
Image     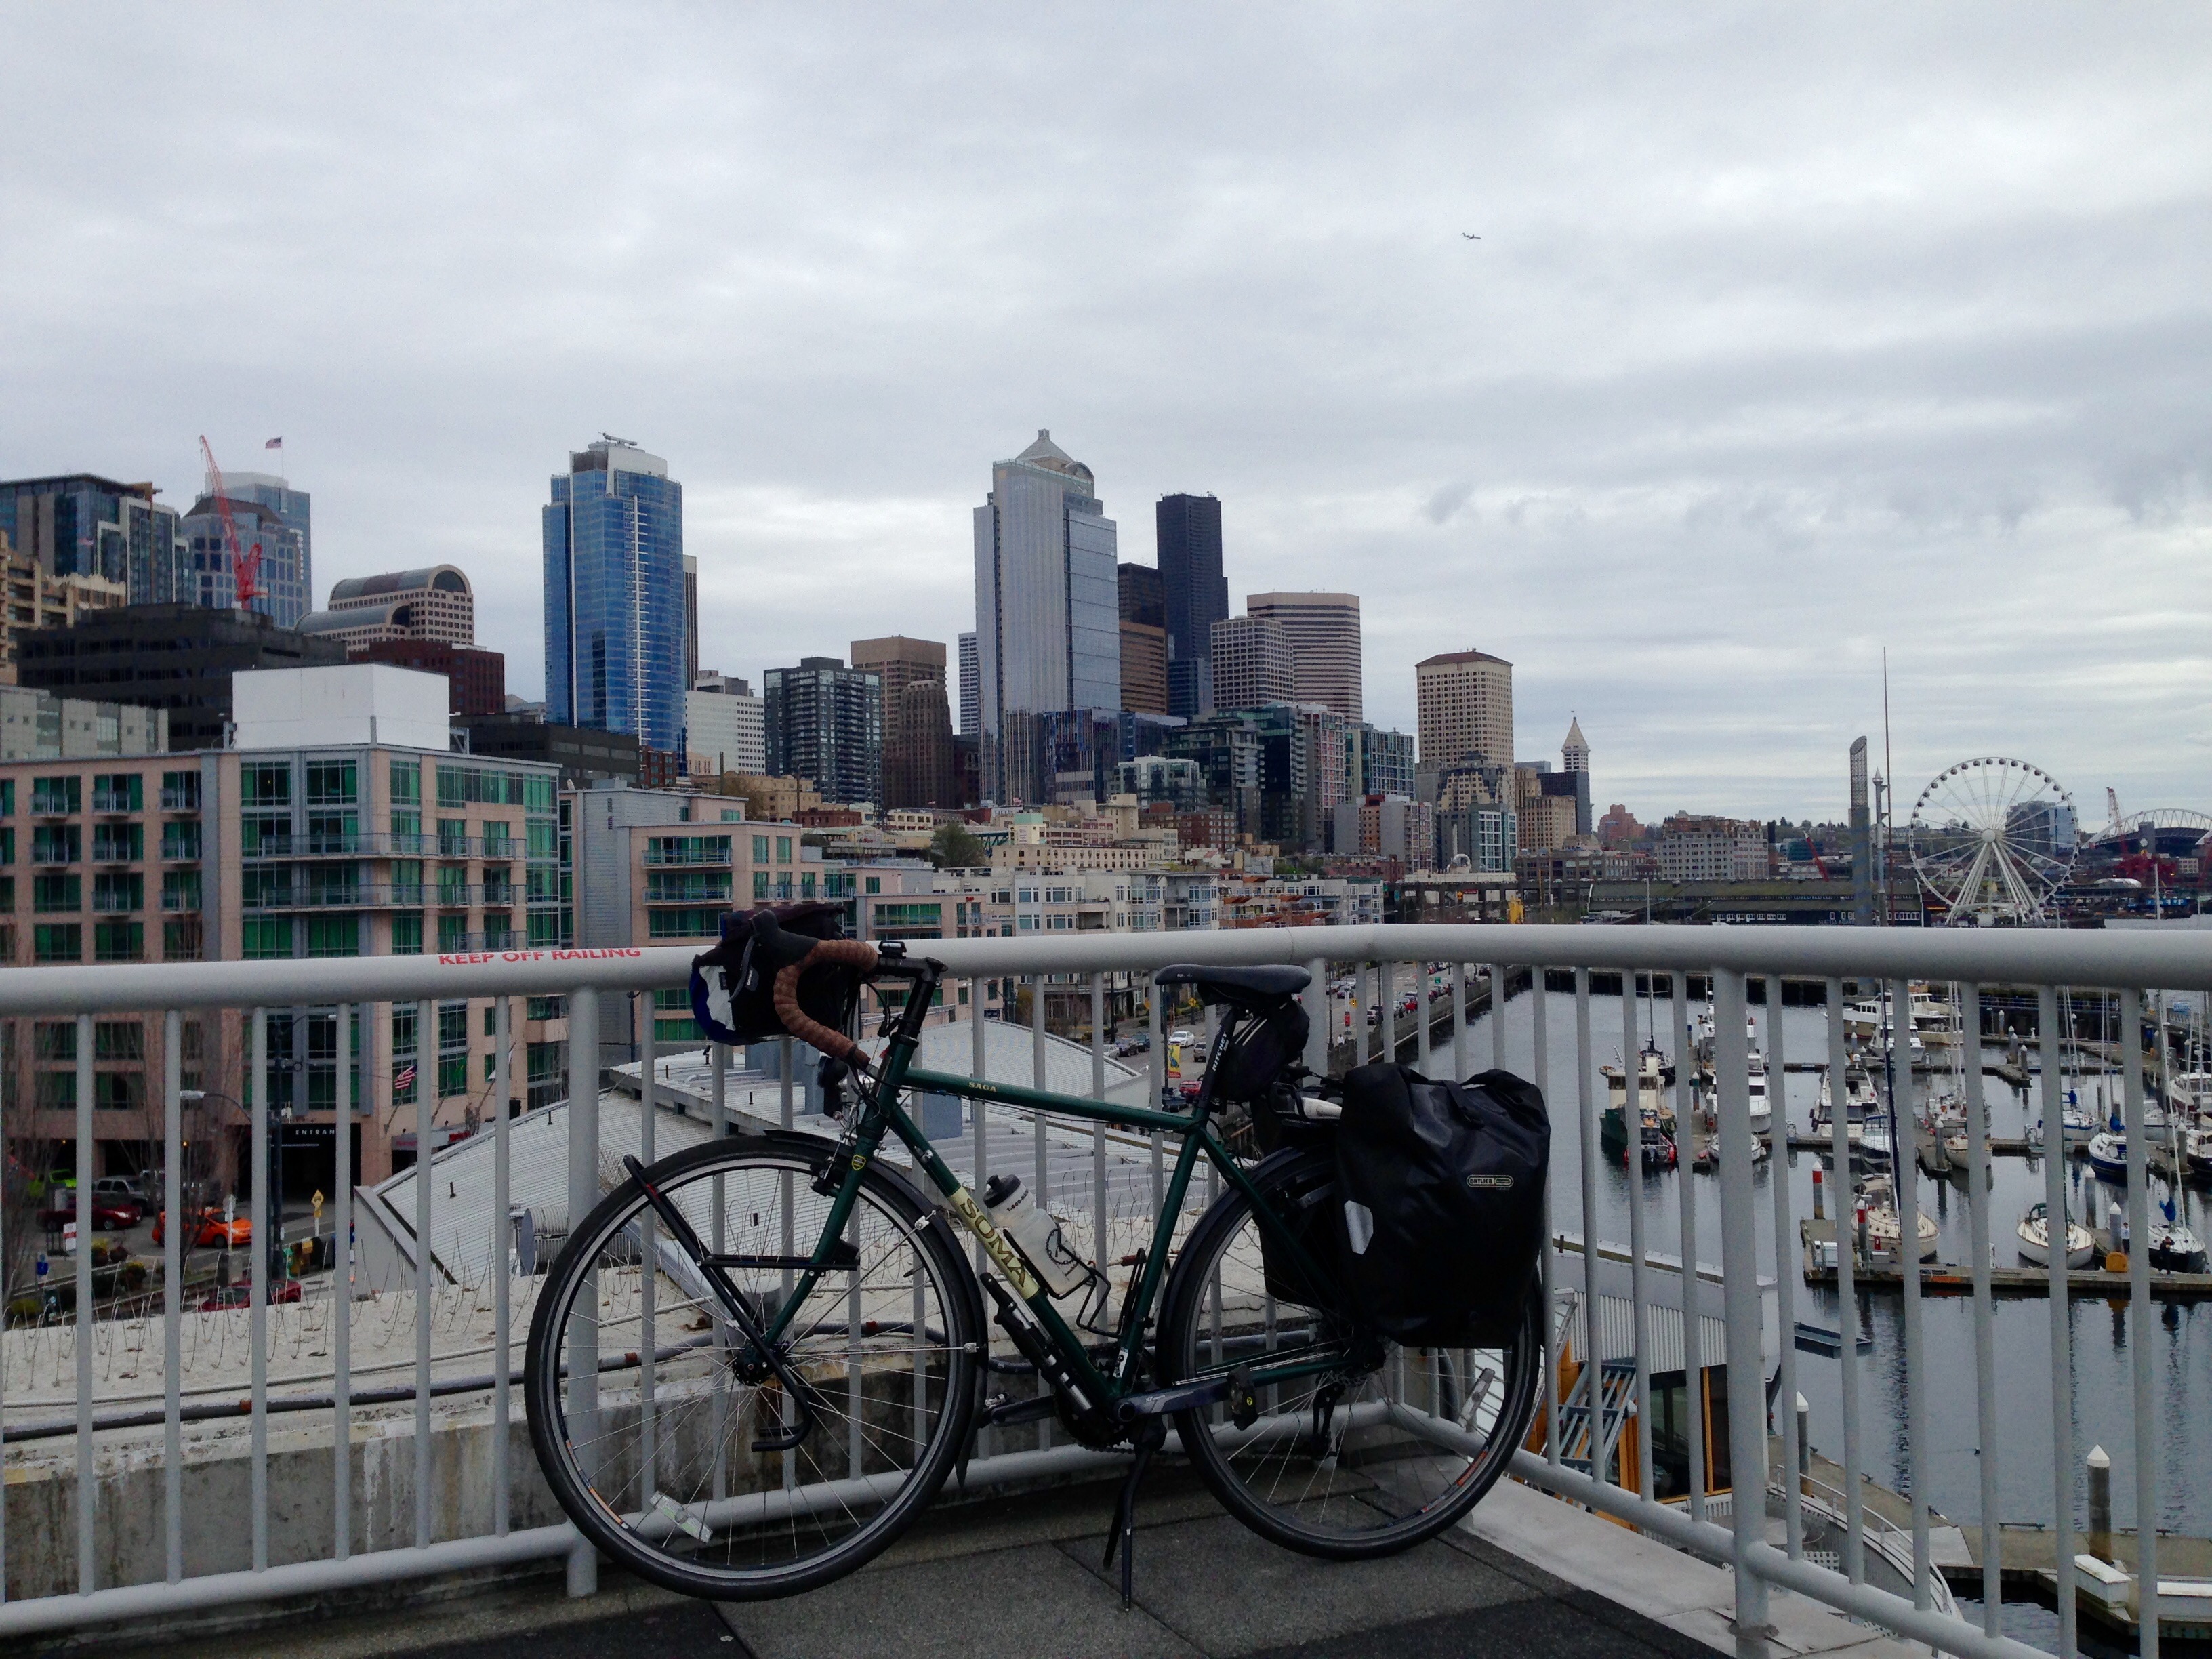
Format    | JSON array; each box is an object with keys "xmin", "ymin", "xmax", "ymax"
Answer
[{"xmin": 5, "ymin": 9, "xmax": 2205, "ymax": 822}]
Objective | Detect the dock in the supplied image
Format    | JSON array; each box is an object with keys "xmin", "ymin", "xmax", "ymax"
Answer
[{"xmin": 1797, "ymin": 1218, "xmax": 2212, "ymax": 1299}]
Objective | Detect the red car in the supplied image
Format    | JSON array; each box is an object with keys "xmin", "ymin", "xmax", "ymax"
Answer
[
  {"xmin": 152, "ymin": 1208, "xmax": 253, "ymax": 1248},
  {"xmin": 39, "ymin": 1192, "xmax": 142, "ymax": 1231}
]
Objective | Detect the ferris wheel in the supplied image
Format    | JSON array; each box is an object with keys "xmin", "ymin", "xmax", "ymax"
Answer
[{"xmin": 1906, "ymin": 757, "xmax": 2078, "ymax": 926}]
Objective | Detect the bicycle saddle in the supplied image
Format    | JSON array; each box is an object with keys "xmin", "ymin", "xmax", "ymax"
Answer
[{"xmin": 1154, "ymin": 964, "xmax": 1311, "ymax": 1010}]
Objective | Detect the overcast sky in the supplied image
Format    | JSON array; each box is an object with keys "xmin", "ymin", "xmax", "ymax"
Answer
[{"xmin": 5, "ymin": 5, "xmax": 2207, "ymax": 825}]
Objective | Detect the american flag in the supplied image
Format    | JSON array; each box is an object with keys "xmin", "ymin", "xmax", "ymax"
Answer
[
  {"xmin": 265, "ymin": 437, "xmax": 283, "ymax": 449},
  {"xmin": 394, "ymin": 1063, "xmax": 416, "ymax": 1091}
]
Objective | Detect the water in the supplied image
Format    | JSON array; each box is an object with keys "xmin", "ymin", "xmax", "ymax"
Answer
[{"xmin": 1462, "ymin": 987, "xmax": 2212, "ymax": 1549}]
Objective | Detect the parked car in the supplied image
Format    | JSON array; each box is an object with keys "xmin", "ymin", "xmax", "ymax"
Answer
[
  {"xmin": 152, "ymin": 1208, "xmax": 252, "ymax": 1248},
  {"xmin": 39, "ymin": 1190, "xmax": 142, "ymax": 1231}
]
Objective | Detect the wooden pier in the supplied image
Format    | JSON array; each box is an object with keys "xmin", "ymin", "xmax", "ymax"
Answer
[{"xmin": 1797, "ymin": 1218, "xmax": 2212, "ymax": 1299}]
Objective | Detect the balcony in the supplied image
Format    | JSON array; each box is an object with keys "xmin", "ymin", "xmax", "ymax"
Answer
[
  {"xmin": 239, "ymin": 832, "xmax": 530, "ymax": 861},
  {"xmin": 642, "ymin": 844, "xmax": 733, "ymax": 867},
  {"xmin": 0, "ymin": 922, "xmax": 2203, "ymax": 1658}
]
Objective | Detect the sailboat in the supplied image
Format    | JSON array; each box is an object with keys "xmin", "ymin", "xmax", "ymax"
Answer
[
  {"xmin": 2148, "ymin": 1193, "xmax": 2207, "ymax": 1273},
  {"xmin": 2185, "ymin": 1124, "xmax": 2212, "ymax": 1183},
  {"xmin": 2086, "ymin": 1131, "xmax": 2129, "ymax": 1185},
  {"xmin": 2016, "ymin": 1201, "xmax": 2095, "ymax": 1269},
  {"xmin": 1858, "ymin": 1174, "xmax": 1939, "ymax": 1262}
]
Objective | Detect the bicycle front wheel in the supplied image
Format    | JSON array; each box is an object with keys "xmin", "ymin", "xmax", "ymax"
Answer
[
  {"xmin": 1158, "ymin": 1149, "xmax": 1541, "ymax": 1559},
  {"xmin": 525, "ymin": 1135, "xmax": 979, "ymax": 1599}
]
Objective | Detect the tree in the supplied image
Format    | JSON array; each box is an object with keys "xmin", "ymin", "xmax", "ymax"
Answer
[{"xmin": 928, "ymin": 822, "xmax": 987, "ymax": 869}]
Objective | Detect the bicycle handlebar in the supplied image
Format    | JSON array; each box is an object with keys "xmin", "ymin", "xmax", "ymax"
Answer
[{"xmin": 771, "ymin": 939, "xmax": 880, "ymax": 1068}]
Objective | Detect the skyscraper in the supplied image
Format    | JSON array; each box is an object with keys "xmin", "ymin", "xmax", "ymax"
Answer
[
  {"xmin": 852, "ymin": 635, "xmax": 954, "ymax": 809},
  {"xmin": 216, "ymin": 471, "xmax": 312, "ymax": 628},
  {"xmin": 764, "ymin": 656, "xmax": 882, "ymax": 806},
  {"xmin": 1246, "ymin": 591, "xmax": 1361, "ymax": 722},
  {"xmin": 1414, "ymin": 648, "xmax": 1514, "ymax": 772},
  {"xmin": 543, "ymin": 437, "xmax": 685, "ymax": 753},
  {"xmin": 957, "ymin": 632, "xmax": 979, "ymax": 737},
  {"xmin": 1117, "ymin": 562, "xmax": 1168, "ymax": 715},
  {"xmin": 1561, "ymin": 716, "xmax": 1591, "ymax": 836},
  {"xmin": 1156, "ymin": 493, "xmax": 1226, "ymax": 720},
  {"xmin": 682, "ymin": 554, "xmax": 699, "ymax": 692},
  {"xmin": 1207, "ymin": 614, "xmax": 1293, "ymax": 712},
  {"xmin": 972, "ymin": 430, "xmax": 1120, "ymax": 801},
  {"xmin": 181, "ymin": 491, "xmax": 310, "ymax": 626},
  {"xmin": 0, "ymin": 474, "xmax": 188, "ymax": 605}
]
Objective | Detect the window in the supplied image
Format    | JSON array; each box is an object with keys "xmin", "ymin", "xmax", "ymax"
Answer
[
  {"xmin": 35, "ymin": 1022, "xmax": 76, "ymax": 1059},
  {"xmin": 94, "ymin": 1022, "xmax": 142, "ymax": 1061},
  {"xmin": 438, "ymin": 865, "xmax": 469, "ymax": 905},
  {"xmin": 392, "ymin": 1004, "xmax": 418, "ymax": 1052},
  {"xmin": 241, "ymin": 814, "xmax": 291, "ymax": 857},
  {"xmin": 241, "ymin": 867, "xmax": 291, "ymax": 907},
  {"xmin": 644, "ymin": 870, "xmax": 731, "ymax": 903},
  {"xmin": 241, "ymin": 762, "xmax": 291, "ymax": 806},
  {"xmin": 752, "ymin": 835, "xmax": 769, "ymax": 862},
  {"xmin": 865, "ymin": 876, "xmax": 881, "ymax": 895},
  {"xmin": 483, "ymin": 869, "xmax": 513, "ymax": 903},
  {"xmin": 648, "ymin": 907, "xmax": 722, "ymax": 939},
  {"xmin": 437, "ymin": 914, "xmax": 467, "ymax": 951},
  {"xmin": 438, "ymin": 818, "xmax": 468, "ymax": 856},
  {"xmin": 390, "ymin": 808, "xmax": 422, "ymax": 848},
  {"xmin": 36, "ymin": 1073, "xmax": 75, "ymax": 1109},
  {"xmin": 436, "ymin": 764, "xmax": 526, "ymax": 808},
  {"xmin": 390, "ymin": 759, "xmax": 421, "ymax": 805},
  {"xmin": 161, "ymin": 869, "xmax": 201, "ymax": 912},
  {"xmin": 162, "ymin": 918, "xmax": 203, "ymax": 961},
  {"xmin": 91, "ymin": 872, "xmax": 141, "ymax": 912},
  {"xmin": 91, "ymin": 823, "xmax": 142, "ymax": 862},
  {"xmin": 481, "ymin": 820, "xmax": 512, "ymax": 855},
  {"xmin": 304, "ymin": 760, "xmax": 357, "ymax": 805},
  {"xmin": 92, "ymin": 920, "xmax": 143, "ymax": 962},
  {"xmin": 161, "ymin": 771, "xmax": 199, "ymax": 812},
  {"xmin": 527, "ymin": 1040, "xmax": 563, "ymax": 1083},
  {"xmin": 91, "ymin": 773, "xmax": 142, "ymax": 813},
  {"xmin": 777, "ymin": 836, "xmax": 792, "ymax": 863},
  {"xmin": 306, "ymin": 915, "xmax": 359, "ymax": 957},
  {"xmin": 392, "ymin": 860, "xmax": 424, "ymax": 903},
  {"xmin": 752, "ymin": 871, "xmax": 770, "ymax": 901},
  {"xmin": 438, "ymin": 1003, "xmax": 468, "ymax": 1048},
  {"xmin": 94, "ymin": 1072, "xmax": 142, "ymax": 1111},
  {"xmin": 527, "ymin": 995, "xmax": 565, "ymax": 1021},
  {"xmin": 161, "ymin": 820, "xmax": 201, "ymax": 861},
  {"xmin": 33, "ymin": 874, "xmax": 79, "ymax": 912},
  {"xmin": 438, "ymin": 1054, "xmax": 468, "ymax": 1098},
  {"xmin": 391, "ymin": 913, "xmax": 424, "ymax": 954},
  {"xmin": 32, "ymin": 825, "xmax": 79, "ymax": 863},
  {"xmin": 527, "ymin": 820, "xmax": 556, "ymax": 859},
  {"xmin": 800, "ymin": 872, "xmax": 815, "ymax": 899},
  {"xmin": 242, "ymin": 917, "xmax": 293, "ymax": 959},
  {"xmin": 0, "ymin": 779, "xmax": 12, "ymax": 815},
  {"xmin": 0, "ymin": 876, "xmax": 11, "ymax": 910},
  {"xmin": 524, "ymin": 775, "xmax": 554, "ymax": 813},
  {"xmin": 306, "ymin": 810, "xmax": 359, "ymax": 852},
  {"xmin": 0, "ymin": 827, "xmax": 12, "ymax": 865},
  {"xmin": 32, "ymin": 777, "xmax": 80, "ymax": 815},
  {"xmin": 528, "ymin": 911, "xmax": 560, "ymax": 947},
  {"xmin": 527, "ymin": 865, "xmax": 558, "ymax": 901}
]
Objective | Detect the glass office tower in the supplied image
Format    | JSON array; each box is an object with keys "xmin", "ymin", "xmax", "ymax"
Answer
[{"xmin": 543, "ymin": 438, "xmax": 685, "ymax": 754}]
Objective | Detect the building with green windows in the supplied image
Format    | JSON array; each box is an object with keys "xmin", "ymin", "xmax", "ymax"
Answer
[{"xmin": 0, "ymin": 663, "xmax": 568, "ymax": 1195}]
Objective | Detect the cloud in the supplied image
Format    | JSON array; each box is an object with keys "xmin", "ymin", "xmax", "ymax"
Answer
[{"xmin": 2, "ymin": 3, "xmax": 2209, "ymax": 823}]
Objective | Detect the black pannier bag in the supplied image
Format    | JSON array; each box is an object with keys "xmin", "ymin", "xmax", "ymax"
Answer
[
  {"xmin": 1334, "ymin": 1063, "xmax": 1549, "ymax": 1345},
  {"xmin": 688, "ymin": 902, "xmax": 863, "ymax": 1048}
]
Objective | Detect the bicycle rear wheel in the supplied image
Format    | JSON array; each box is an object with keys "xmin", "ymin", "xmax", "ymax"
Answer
[
  {"xmin": 1158, "ymin": 1149, "xmax": 1541, "ymax": 1559},
  {"xmin": 525, "ymin": 1135, "xmax": 979, "ymax": 1599}
]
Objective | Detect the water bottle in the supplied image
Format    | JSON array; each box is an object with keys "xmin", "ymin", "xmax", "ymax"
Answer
[{"xmin": 980, "ymin": 1175, "xmax": 1088, "ymax": 1298}]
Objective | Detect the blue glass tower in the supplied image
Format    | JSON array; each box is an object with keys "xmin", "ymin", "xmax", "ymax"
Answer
[{"xmin": 544, "ymin": 438, "xmax": 686, "ymax": 754}]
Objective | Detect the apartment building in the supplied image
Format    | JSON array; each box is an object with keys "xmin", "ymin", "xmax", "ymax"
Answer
[
  {"xmin": 0, "ymin": 664, "xmax": 567, "ymax": 1195},
  {"xmin": 0, "ymin": 528, "xmax": 127, "ymax": 684},
  {"xmin": 1216, "ymin": 873, "xmax": 1385, "ymax": 929},
  {"xmin": 1655, "ymin": 815, "xmax": 1770, "ymax": 883}
]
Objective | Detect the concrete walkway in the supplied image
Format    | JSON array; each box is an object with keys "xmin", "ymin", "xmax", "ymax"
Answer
[{"xmin": 63, "ymin": 1470, "xmax": 1922, "ymax": 1659}]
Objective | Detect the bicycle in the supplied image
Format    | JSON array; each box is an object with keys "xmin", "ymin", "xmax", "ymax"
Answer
[{"xmin": 525, "ymin": 930, "xmax": 1542, "ymax": 1603}]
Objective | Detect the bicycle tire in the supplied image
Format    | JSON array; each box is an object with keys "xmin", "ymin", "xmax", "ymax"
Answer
[
  {"xmin": 1157, "ymin": 1147, "xmax": 1542, "ymax": 1559},
  {"xmin": 525, "ymin": 1134, "xmax": 980, "ymax": 1600}
]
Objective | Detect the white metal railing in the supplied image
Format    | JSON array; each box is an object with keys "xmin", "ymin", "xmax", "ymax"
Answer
[{"xmin": 0, "ymin": 922, "xmax": 2205, "ymax": 1652}]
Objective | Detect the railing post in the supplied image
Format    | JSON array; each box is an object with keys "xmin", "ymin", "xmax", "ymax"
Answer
[
  {"xmin": 2121, "ymin": 987, "xmax": 2160, "ymax": 1659},
  {"xmin": 1303, "ymin": 957, "xmax": 1329, "ymax": 1077},
  {"xmin": 1824, "ymin": 979, "xmax": 1862, "ymax": 1584},
  {"xmin": 74, "ymin": 1012, "xmax": 94, "ymax": 1595},
  {"xmin": 413, "ymin": 998, "xmax": 434, "ymax": 1554},
  {"xmin": 1572, "ymin": 968, "xmax": 1603, "ymax": 1498},
  {"xmin": 564, "ymin": 984, "xmax": 599, "ymax": 1599},
  {"xmin": 162, "ymin": 1010, "xmax": 184, "ymax": 1584},
  {"xmin": 2038, "ymin": 984, "xmax": 2076, "ymax": 1658},
  {"xmin": 334, "ymin": 1002, "xmax": 354, "ymax": 1559},
  {"xmin": 1674, "ymin": 974, "xmax": 1704, "ymax": 1521},
  {"xmin": 1889, "ymin": 977, "xmax": 1930, "ymax": 1613},
  {"xmin": 251, "ymin": 1005, "xmax": 271, "ymax": 1574},
  {"xmin": 1765, "ymin": 981, "xmax": 1800, "ymax": 1561},
  {"xmin": 1711, "ymin": 969, "xmax": 1771, "ymax": 1643}
]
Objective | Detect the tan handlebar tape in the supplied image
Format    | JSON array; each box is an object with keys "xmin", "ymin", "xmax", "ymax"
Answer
[{"xmin": 771, "ymin": 938, "xmax": 879, "ymax": 1068}]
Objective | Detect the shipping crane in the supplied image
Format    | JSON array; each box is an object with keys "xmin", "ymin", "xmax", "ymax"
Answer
[{"xmin": 197, "ymin": 436, "xmax": 263, "ymax": 611}]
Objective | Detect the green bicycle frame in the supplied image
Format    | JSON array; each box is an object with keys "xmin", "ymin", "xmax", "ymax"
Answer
[{"xmin": 755, "ymin": 1006, "xmax": 1352, "ymax": 1414}]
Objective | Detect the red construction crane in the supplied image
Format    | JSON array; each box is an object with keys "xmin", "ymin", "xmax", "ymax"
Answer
[{"xmin": 197, "ymin": 436, "xmax": 263, "ymax": 610}]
